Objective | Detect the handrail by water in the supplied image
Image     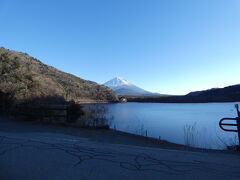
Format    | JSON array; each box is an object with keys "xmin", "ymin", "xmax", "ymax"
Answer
[{"xmin": 219, "ymin": 104, "xmax": 240, "ymax": 146}]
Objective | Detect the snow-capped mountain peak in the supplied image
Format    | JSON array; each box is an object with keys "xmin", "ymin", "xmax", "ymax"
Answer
[
  {"xmin": 104, "ymin": 77, "xmax": 132, "ymax": 87},
  {"xmin": 103, "ymin": 77, "xmax": 162, "ymax": 96}
]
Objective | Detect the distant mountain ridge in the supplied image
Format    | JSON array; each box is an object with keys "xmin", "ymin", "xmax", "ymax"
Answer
[
  {"xmin": 0, "ymin": 47, "xmax": 118, "ymax": 103},
  {"xmin": 186, "ymin": 84, "xmax": 240, "ymax": 99},
  {"xmin": 126, "ymin": 84, "xmax": 240, "ymax": 103},
  {"xmin": 104, "ymin": 77, "xmax": 163, "ymax": 96}
]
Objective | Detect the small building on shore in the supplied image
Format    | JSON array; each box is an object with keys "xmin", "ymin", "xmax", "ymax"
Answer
[{"xmin": 119, "ymin": 96, "xmax": 127, "ymax": 103}]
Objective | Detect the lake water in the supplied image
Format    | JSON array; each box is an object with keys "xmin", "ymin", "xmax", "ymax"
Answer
[{"xmin": 103, "ymin": 102, "xmax": 240, "ymax": 149}]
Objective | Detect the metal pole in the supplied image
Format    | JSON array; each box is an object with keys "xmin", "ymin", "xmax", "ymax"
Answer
[
  {"xmin": 234, "ymin": 104, "xmax": 240, "ymax": 146},
  {"xmin": 235, "ymin": 104, "xmax": 240, "ymax": 117}
]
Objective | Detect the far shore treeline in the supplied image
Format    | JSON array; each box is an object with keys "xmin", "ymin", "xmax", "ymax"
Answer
[{"xmin": 124, "ymin": 84, "xmax": 240, "ymax": 103}]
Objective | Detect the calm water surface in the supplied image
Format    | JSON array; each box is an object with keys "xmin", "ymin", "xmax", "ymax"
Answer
[{"xmin": 103, "ymin": 102, "xmax": 240, "ymax": 149}]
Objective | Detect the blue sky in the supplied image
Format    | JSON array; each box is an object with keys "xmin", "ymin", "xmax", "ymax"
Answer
[{"xmin": 0, "ymin": 0, "xmax": 240, "ymax": 95}]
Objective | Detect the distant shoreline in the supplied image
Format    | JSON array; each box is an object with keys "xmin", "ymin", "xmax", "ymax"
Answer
[{"xmin": 124, "ymin": 96, "xmax": 240, "ymax": 103}]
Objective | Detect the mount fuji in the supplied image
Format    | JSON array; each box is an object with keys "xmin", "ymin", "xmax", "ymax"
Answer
[{"xmin": 103, "ymin": 77, "xmax": 161, "ymax": 96}]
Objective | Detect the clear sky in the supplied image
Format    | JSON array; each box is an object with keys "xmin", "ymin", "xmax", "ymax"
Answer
[{"xmin": 0, "ymin": 0, "xmax": 239, "ymax": 95}]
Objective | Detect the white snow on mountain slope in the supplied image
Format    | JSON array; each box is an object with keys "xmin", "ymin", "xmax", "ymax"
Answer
[
  {"xmin": 103, "ymin": 77, "xmax": 161, "ymax": 96},
  {"xmin": 104, "ymin": 77, "xmax": 132, "ymax": 88}
]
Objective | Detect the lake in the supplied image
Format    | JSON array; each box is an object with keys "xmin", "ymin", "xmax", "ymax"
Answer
[{"xmin": 103, "ymin": 102, "xmax": 240, "ymax": 149}]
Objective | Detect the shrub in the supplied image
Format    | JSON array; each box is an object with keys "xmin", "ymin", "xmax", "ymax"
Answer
[
  {"xmin": 67, "ymin": 102, "xmax": 84, "ymax": 123},
  {"xmin": 76, "ymin": 105, "xmax": 112, "ymax": 129},
  {"xmin": 0, "ymin": 91, "xmax": 15, "ymax": 113},
  {"xmin": 183, "ymin": 122, "xmax": 199, "ymax": 147},
  {"xmin": 12, "ymin": 60, "xmax": 20, "ymax": 69},
  {"xmin": 13, "ymin": 72, "xmax": 24, "ymax": 81}
]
